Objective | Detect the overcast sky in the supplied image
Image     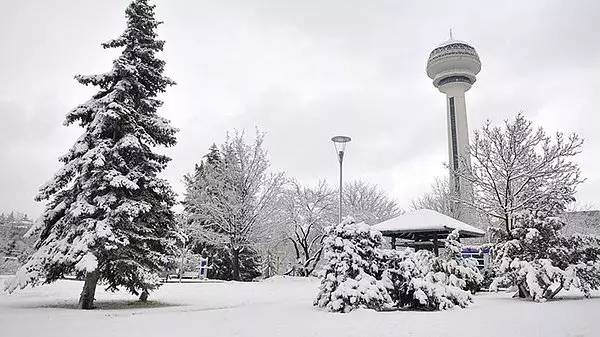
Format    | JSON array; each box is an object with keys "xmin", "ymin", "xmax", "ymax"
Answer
[{"xmin": 1, "ymin": 0, "xmax": 599, "ymax": 217}]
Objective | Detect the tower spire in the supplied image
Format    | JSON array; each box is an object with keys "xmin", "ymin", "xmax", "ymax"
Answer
[{"xmin": 449, "ymin": 28, "xmax": 454, "ymax": 40}]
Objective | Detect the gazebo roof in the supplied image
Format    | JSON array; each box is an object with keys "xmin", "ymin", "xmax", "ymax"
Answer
[{"xmin": 371, "ymin": 209, "xmax": 485, "ymax": 239}]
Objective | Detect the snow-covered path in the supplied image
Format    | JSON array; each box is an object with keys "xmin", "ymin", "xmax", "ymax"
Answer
[{"xmin": 1, "ymin": 276, "xmax": 599, "ymax": 337}]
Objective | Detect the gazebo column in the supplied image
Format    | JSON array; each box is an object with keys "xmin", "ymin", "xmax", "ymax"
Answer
[
  {"xmin": 433, "ymin": 237, "xmax": 439, "ymax": 256},
  {"xmin": 391, "ymin": 237, "xmax": 396, "ymax": 250}
]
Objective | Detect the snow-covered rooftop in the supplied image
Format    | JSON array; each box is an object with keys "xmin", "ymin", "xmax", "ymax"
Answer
[{"xmin": 371, "ymin": 209, "xmax": 486, "ymax": 238}]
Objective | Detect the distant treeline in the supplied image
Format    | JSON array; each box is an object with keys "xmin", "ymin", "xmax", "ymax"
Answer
[{"xmin": 0, "ymin": 212, "xmax": 34, "ymax": 274}]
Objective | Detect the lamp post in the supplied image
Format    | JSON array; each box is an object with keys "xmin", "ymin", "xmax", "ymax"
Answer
[{"xmin": 331, "ymin": 136, "xmax": 351, "ymax": 224}]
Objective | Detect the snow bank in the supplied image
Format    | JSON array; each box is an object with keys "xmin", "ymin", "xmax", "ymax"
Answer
[{"xmin": 0, "ymin": 277, "xmax": 598, "ymax": 337}]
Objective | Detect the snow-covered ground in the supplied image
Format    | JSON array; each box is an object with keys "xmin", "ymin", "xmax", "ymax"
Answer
[{"xmin": 1, "ymin": 275, "xmax": 599, "ymax": 337}]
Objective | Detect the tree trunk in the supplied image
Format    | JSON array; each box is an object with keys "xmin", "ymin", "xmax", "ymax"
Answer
[
  {"xmin": 504, "ymin": 215, "xmax": 512, "ymax": 239},
  {"xmin": 139, "ymin": 290, "xmax": 149, "ymax": 302},
  {"xmin": 79, "ymin": 270, "xmax": 99, "ymax": 310},
  {"xmin": 179, "ymin": 246, "xmax": 187, "ymax": 283},
  {"xmin": 514, "ymin": 282, "xmax": 530, "ymax": 299},
  {"xmin": 306, "ymin": 247, "xmax": 324, "ymax": 276},
  {"xmin": 544, "ymin": 283, "xmax": 563, "ymax": 300},
  {"xmin": 231, "ymin": 247, "xmax": 241, "ymax": 281}
]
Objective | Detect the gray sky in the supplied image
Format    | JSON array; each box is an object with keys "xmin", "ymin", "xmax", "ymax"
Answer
[{"xmin": 1, "ymin": 0, "xmax": 599, "ymax": 217}]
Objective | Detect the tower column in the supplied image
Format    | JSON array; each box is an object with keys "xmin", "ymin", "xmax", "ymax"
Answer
[{"xmin": 441, "ymin": 83, "xmax": 474, "ymax": 212}]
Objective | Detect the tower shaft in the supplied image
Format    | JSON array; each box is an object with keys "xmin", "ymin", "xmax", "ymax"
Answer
[{"xmin": 442, "ymin": 83, "xmax": 473, "ymax": 209}]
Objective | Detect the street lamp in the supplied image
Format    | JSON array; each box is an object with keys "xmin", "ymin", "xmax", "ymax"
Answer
[{"xmin": 331, "ymin": 135, "xmax": 351, "ymax": 224}]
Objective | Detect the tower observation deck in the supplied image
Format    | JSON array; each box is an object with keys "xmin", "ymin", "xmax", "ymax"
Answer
[{"xmin": 426, "ymin": 33, "xmax": 481, "ymax": 222}]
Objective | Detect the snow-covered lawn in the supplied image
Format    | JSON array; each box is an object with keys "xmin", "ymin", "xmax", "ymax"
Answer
[{"xmin": 1, "ymin": 276, "xmax": 599, "ymax": 337}]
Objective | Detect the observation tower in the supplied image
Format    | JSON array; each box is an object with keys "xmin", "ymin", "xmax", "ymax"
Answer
[{"xmin": 426, "ymin": 31, "xmax": 481, "ymax": 219}]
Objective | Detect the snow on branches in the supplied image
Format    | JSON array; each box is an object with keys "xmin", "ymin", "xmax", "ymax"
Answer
[
  {"xmin": 5, "ymin": 0, "xmax": 178, "ymax": 309},
  {"xmin": 343, "ymin": 181, "xmax": 402, "ymax": 225},
  {"xmin": 437, "ymin": 229, "xmax": 484, "ymax": 293},
  {"xmin": 491, "ymin": 212, "xmax": 600, "ymax": 301},
  {"xmin": 314, "ymin": 218, "xmax": 391, "ymax": 313},
  {"xmin": 183, "ymin": 131, "xmax": 285, "ymax": 281},
  {"xmin": 381, "ymin": 230, "xmax": 481, "ymax": 311},
  {"xmin": 280, "ymin": 180, "xmax": 336, "ymax": 277},
  {"xmin": 411, "ymin": 177, "xmax": 459, "ymax": 219},
  {"xmin": 454, "ymin": 113, "xmax": 600, "ymax": 302},
  {"xmin": 457, "ymin": 113, "xmax": 583, "ymax": 238},
  {"xmin": 315, "ymin": 222, "xmax": 482, "ymax": 312}
]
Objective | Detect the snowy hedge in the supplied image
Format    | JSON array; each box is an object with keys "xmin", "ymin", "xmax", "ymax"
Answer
[{"xmin": 314, "ymin": 219, "xmax": 482, "ymax": 312}]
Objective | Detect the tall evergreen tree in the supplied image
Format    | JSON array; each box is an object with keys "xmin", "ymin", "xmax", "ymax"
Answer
[
  {"xmin": 5, "ymin": 0, "xmax": 177, "ymax": 309},
  {"xmin": 205, "ymin": 143, "xmax": 221, "ymax": 166}
]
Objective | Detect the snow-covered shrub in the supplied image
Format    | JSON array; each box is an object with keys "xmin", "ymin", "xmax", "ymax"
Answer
[
  {"xmin": 480, "ymin": 267, "xmax": 497, "ymax": 290},
  {"xmin": 314, "ymin": 217, "xmax": 391, "ymax": 313},
  {"xmin": 438, "ymin": 230, "xmax": 484, "ymax": 293},
  {"xmin": 380, "ymin": 230, "xmax": 481, "ymax": 311},
  {"xmin": 315, "ymin": 223, "xmax": 482, "ymax": 312},
  {"xmin": 380, "ymin": 249, "xmax": 439, "ymax": 309},
  {"xmin": 491, "ymin": 212, "xmax": 600, "ymax": 301}
]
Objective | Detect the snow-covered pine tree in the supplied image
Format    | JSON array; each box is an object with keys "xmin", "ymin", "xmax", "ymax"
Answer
[
  {"xmin": 491, "ymin": 212, "xmax": 600, "ymax": 301},
  {"xmin": 316, "ymin": 224, "xmax": 482, "ymax": 312},
  {"xmin": 437, "ymin": 229, "xmax": 484, "ymax": 293},
  {"xmin": 182, "ymin": 144, "xmax": 222, "ymax": 225},
  {"xmin": 5, "ymin": 0, "xmax": 178, "ymax": 309},
  {"xmin": 314, "ymin": 217, "xmax": 391, "ymax": 313},
  {"xmin": 380, "ymin": 232, "xmax": 480, "ymax": 311}
]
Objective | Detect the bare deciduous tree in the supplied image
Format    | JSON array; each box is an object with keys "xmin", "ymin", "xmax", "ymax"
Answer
[
  {"xmin": 343, "ymin": 180, "xmax": 402, "ymax": 225},
  {"xmin": 281, "ymin": 180, "xmax": 336, "ymax": 276},
  {"xmin": 457, "ymin": 113, "xmax": 583, "ymax": 238},
  {"xmin": 410, "ymin": 177, "xmax": 457, "ymax": 217}
]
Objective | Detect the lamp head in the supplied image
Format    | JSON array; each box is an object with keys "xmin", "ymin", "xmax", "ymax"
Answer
[{"xmin": 331, "ymin": 136, "xmax": 351, "ymax": 162}]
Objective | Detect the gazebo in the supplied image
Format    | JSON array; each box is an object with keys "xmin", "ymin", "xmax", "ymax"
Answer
[{"xmin": 371, "ymin": 209, "xmax": 485, "ymax": 256}]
